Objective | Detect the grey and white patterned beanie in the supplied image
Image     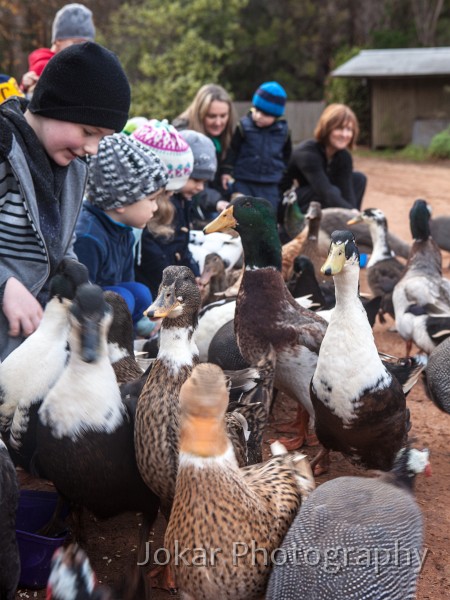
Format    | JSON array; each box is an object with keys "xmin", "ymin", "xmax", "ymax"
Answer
[
  {"xmin": 86, "ymin": 133, "xmax": 168, "ymax": 210},
  {"xmin": 179, "ymin": 130, "xmax": 217, "ymax": 181}
]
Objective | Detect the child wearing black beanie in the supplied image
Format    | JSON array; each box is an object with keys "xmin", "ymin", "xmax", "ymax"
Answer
[{"xmin": 0, "ymin": 42, "xmax": 130, "ymax": 360}]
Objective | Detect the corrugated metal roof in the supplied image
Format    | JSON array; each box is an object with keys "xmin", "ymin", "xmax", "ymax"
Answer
[{"xmin": 332, "ymin": 48, "xmax": 450, "ymax": 77}]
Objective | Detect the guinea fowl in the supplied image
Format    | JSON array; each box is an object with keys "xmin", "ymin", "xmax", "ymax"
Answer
[
  {"xmin": 205, "ymin": 196, "xmax": 329, "ymax": 450},
  {"xmin": 0, "ymin": 258, "xmax": 88, "ymax": 438},
  {"xmin": 35, "ymin": 284, "xmax": 159, "ymax": 558},
  {"xmin": 0, "ymin": 438, "xmax": 20, "ymax": 600},
  {"xmin": 311, "ymin": 230, "xmax": 411, "ymax": 474},
  {"xmin": 424, "ymin": 335, "xmax": 450, "ymax": 414},
  {"xmin": 165, "ymin": 363, "xmax": 315, "ymax": 600},
  {"xmin": 347, "ymin": 207, "xmax": 405, "ymax": 321},
  {"xmin": 266, "ymin": 446, "xmax": 431, "ymax": 600}
]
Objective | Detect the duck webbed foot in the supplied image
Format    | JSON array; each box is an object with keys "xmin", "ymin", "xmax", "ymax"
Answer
[{"xmin": 310, "ymin": 447, "xmax": 330, "ymax": 476}]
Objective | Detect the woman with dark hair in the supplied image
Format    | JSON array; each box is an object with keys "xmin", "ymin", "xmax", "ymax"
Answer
[
  {"xmin": 173, "ymin": 83, "xmax": 238, "ymax": 225},
  {"xmin": 282, "ymin": 103, "xmax": 366, "ymax": 212}
]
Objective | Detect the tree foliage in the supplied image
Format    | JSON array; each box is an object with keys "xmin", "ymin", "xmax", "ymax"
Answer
[{"xmin": 1, "ymin": 0, "xmax": 449, "ymax": 120}]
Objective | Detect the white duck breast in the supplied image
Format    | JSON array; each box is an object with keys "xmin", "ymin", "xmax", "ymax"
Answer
[
  {"xmin": 157, "ymin": 326, "xmax": 199, "ymax": 372},
  {"xmin": 313, "ymin": 256, "xmax": 391, "ymax": 425},
  {"xmin": 38, "ymin": 311, "xmax": 126, "ymax": 441}
]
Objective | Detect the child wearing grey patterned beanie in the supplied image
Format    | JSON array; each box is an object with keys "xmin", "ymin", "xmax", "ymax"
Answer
[
  {"xmin": 74, "ymin": 134, "xmax": 168, "ymax": 332},
  {"xmin": 52, "ymin": 3, "xmax": 95, "ymax": 44},
  {"xmin": 85, "ymin": 133, "xmax": 168, "ymax": 210}
]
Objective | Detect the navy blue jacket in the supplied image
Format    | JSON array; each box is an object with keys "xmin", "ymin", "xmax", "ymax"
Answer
[
  {"xmin": 134, "ymin": 193, "xmax": 200, "ymax": 299},
  {"xmin": 223, "ymin": 112, "xmax": 291, "ymax": 184},
  {"xmin": 74, "ymin": 202, "xmax": 135, "ymax": 286}
]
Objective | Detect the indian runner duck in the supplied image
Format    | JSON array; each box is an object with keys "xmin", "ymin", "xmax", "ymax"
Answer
[
  {"xmin": 267, "ymin": 446, "xmax": 430, "ymax": 600},
  {"xmin": 392, "ymin": 199, "xmax": 450, "ymax": 354},
  {"xmin": 35, "ymin": 284, "xmax": 160, "ymax": 554},
  {"xmin": 320, "ymin": 207, "xmax": 411, "ymax": 259},
  {"xmin": 310, "ymin": 229, "xmax": 411, "ymax": 473},
  {"xmin": 205, "ymin": 196, "xmax": 329, "ymax": 449},
  {"xmin": 103, "ymin": 291, "xmax": 144, "ymax": 384},
  {"xmin": 347, "ymin": 207, "xmax": 405, "ymax": 321},
  {"xmin": 0, "ymin": 259, "xmax": 88, "ymax": 439},
  {"xmin": 165, "ymin": 363, "xmax": 315, "ymax": 600},
  {"xmin": 134, "ymin": 266, "xmax": 264, "ymax": 515},
  {"xmin": 0, "ymin": 437, "xmax": 20, "ymax": 600}
]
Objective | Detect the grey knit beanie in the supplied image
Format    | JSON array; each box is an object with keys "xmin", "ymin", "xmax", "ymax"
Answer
[
  {"xmin": 86, "ymin": 133, "xmax": 168, "ymax": 210},
  {"xmin": 179, "ymin": 130, "xmax": 217, "ymax": 181},
  {"xmin": 52, "ymin": 3, "xmax": 95, "ymax": 43}
]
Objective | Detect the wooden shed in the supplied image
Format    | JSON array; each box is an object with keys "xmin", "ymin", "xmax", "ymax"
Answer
[{"xmin": 332, "ymin": 48, "xmax": 450, "ymax": 148}]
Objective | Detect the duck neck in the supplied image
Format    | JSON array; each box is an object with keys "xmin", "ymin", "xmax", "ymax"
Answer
[
  {"xmin": 368, "ymin": 220, "xmax": 392, "ymax": 266},
  {"xmin": 333, "ymin": 264, "xmax": 361, "ymax": 306},
  {"xmin": 240, "ymin": 227, "xmax": 282, "ymax": 271},
  {"xmin": 158, "ymin": 325, "xmax": 198, "ymax": 368},
  {"xmin": 179, "ymin": 414, "xmax": 229, "ymax": 457}
]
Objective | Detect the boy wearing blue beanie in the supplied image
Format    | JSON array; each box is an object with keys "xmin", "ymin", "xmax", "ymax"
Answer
[
  {"xmin": 0, "ymin": 42, "xmax": 130, "ymax": 359},
  {"xmin": 221, "ymin": 81, "xmax": 292, "ymax": 212}
]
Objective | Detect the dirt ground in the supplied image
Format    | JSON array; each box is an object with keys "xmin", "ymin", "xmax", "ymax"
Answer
[{"xmin": 16, "ymin": 156, "xmax": 450, "ymax": 599}]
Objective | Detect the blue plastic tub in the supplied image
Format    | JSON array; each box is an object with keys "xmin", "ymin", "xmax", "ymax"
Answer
[{"xmin": 16, "ymin": 490, "xmax": 69, "ymax": 589}]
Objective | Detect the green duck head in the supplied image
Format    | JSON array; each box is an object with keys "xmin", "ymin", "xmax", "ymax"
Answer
[
  {"xmin": 409, "ymin": 199, "xmax": 432, "ymax": 241},
  {"xmin": 204, "ymin": 196, "xmax": 282, "ymax": 271}
]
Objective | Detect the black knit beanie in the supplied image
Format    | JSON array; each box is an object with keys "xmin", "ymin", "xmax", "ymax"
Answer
[{"xmin": 28, "ymin": 42, "xmax": 130, "ymax": 132}]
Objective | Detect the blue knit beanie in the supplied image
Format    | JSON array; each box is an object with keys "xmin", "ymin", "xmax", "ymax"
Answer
[{"xmin": 252, "ymin": 81, "xmax": 287, "ymax": 117}]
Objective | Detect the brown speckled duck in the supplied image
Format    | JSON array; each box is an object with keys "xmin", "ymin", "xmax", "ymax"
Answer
[
  {"xmin": 165, "ymin": 363, "xmax": 315, "ymax": 600},
  {"xmin": 311, "ymin": 230, "xmax": 410, "ymax": 474}
]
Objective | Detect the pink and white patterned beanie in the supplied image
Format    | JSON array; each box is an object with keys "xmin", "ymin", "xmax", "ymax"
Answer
[{"xmin": 132, "ymin": 119, "xmax": 193, "ymax": 191}]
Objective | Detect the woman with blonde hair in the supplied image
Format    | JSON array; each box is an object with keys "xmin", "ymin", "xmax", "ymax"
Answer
[
  {"xmin": 281, "ymin": 103, "xmax": 366, "ymax": 212},
  {"xmin": 173, "ymin": 83, "xmax": 237, "ymax": 225}
]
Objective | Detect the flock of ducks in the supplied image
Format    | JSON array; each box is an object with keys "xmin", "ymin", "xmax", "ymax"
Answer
[{"xmin": 0, "ymin": 194, "xmax": 448, "ymax": 600}]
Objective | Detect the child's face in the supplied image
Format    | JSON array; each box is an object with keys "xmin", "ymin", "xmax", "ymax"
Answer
[
  {"xmin": 181, "ymin": 178, "xmax": 205, "ymax": 200},
  {"xmin": 252, "ymin": 109, "xmax": 276, "ymax": 128},
  {"xmin": 113, "ymin": 189, "xmax": 164, "ymax": 228},
  {"xmin": 31, "ymin": 116, "xmax": 114, "ymax": 166}
]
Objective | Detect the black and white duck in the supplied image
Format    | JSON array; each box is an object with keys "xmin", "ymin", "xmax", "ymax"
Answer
[
  {"xmin": 0, "ymin": 437, "xmax": 20, "ymax": 600},
  {"xmin": 205, "ymin": 197, "xmax": 330, "ymax": 449},
  {"xmin": 1, "ymin": 259, "xmax": 89, "ymax": 468},
  {"xmin": 347, "ymin": 207, "xmax": 405, "ymax": 321},
  {"xmin": 35, "ymin": 284, "xmax": 159, "ymax": 549},
  {"xmin": 311, "ymin": 230, "xmax": 411, "ymax": 473},
  {"xmin": 392, "ymin": 199, "xmax": 450, "ymax": 354}
]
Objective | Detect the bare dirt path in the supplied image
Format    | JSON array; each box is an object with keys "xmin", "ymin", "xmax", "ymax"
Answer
[{"xmin": 16, "ymin": 156, "xmax": 450, "ymax": 599}]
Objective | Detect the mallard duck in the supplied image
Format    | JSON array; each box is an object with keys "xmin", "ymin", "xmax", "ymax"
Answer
[
  {"xmin": 392, "ymin": 199, "xmax": 450, "ymax": 354},
  {"xmin": 267, "ymin": 446, "xmax": 430, "ymax": 600},
  {"xmin": 280, "ymin": 185, "xmax": 305, "ymax": 240},
  {"xmin": 347, "ymin": 207, "xmax": 405, "ymax": 321},
  {"xmin": 103, "ymin": 291, "xmax": 143, "ymax": 384},
  {"xmin": 205, "ymin": 196, "xmax": 329, "ymax": 449},
  {"xmin": 0, "ymin": 437, "xmax": 20, "ymax": 600},
  {"xmin": 0, "ymin": 259, "xmax": 88, "ymax": 438},
  {"xmin": 165, "ymin": 363, "xmax": 315, "ymax": 600},
  {"xmin": 35, "ymin": 284, "xmax": 159, "ymax": 545},
  {"xmin": 311, "ymin": 230, "xmax": 410, "ymax": 473}
]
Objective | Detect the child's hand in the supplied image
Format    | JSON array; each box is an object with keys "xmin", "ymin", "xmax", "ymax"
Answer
[
  {"xmin": 2, "ymin": 278, "xmax": 43, "ymax": 337},
  {"xmin": 221, "ymin": 174, "xmax": 233, "ymax": 190}
]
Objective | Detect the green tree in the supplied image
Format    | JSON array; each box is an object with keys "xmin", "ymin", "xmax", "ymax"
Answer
[{"xmin": 103, "ymin": 0, "xmax": 247, "ymax": 119}]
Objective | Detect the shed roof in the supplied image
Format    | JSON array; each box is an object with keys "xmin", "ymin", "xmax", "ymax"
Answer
[{"xmin": 332, "ymin": 47, "xmax": 450, "ymax": 78}]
